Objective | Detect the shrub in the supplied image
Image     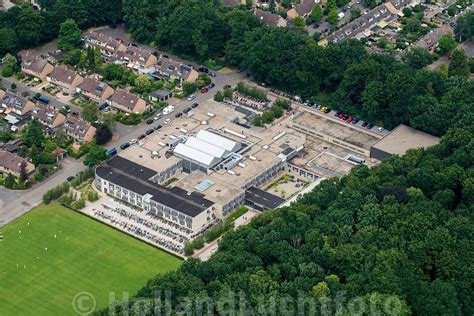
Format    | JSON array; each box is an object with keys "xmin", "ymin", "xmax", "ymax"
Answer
[
  {"xmin": 236, "ymin": 82, "xmax": 267, "ymax": 101},
  {"xmin": 214, "ymin": 91, "xmax": 224, "ymax": 102},
  {"xmin": 184, "ymin": 242, "xmax": 194, "ymax": 256},
  {"xmin": 192, "ymin": 237, "xmax": 205, "ymax": 250},
  {"xmin": 2, "ymin": 66, "xmax": 13, "ymax": 77}
]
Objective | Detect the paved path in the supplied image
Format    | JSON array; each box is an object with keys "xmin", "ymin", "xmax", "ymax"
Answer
[{"xmin": 193, "ymin": 209, "xmax": 260, "ymax": 262}]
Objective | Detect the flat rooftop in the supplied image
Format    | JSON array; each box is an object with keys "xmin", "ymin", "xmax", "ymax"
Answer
[
  {"xmin": 307, "ymin": 152, "xmax": 358, "ymax": 177},
  {"xmin": 372, "ymin": 124, "xmax": 440, "ymax": 156},
  {"xmin": 292, "ymin": 111, "xmax": 380, "ymax": 150},
  {"xmin": 290, "ymin": 135, "xmax": 379, "ymax": 178},
  {"xmin": 245, "ymin": 187, "xmax": 285, "ymax": 210},
  {"xmin": 118, "ymin": 144, "xmax": 180, "ymax": 172},
  {"xmin": 96, "ymin": 156, "xmax": 214, "ymax": 217},
  {"xmin": 173, "ymin": 171, "xmax": 244, "ymax": 207}
]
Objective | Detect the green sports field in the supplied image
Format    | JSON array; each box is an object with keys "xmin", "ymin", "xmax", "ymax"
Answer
[{"xmin": 0, "ymin": 204, "xmax": 182, "ymax": 316}]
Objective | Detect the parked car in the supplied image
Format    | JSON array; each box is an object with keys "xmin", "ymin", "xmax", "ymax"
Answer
[
  {"xmin": 191, "ymin": 102, "xmax": 199, "ymax": 108},
  {"xmin": 338, "ymin": 113, "xmax": 345, "ymax": 119},
  {"xmin": 107, "ymin": 147, "xmax": 117, "ymax": 156},
  {"xmin": 198, "ymin": 66, "xmax": 209, "ymax": 73},
  {"xmin": 154, "ymin": 113, "xmax": 162, "ymax": 120},
  {"xmin": 209, "ymin": 72, "xmax": 216, "ymax": 77},
  {"xmin": 175, "ymin": 112, "xmax": 183, "ymax": 118},
  {"xmin": 130, "ymin": 139, "xmax": 138, "ymax": 144},
  {"xmin": 223, "ymin": 85, "xmax": 231, "ymax": 89},
  {"xmin": 335, "ymin": 111, "xmax": 342, "ymax": 117},
  {"xmin": 362, "ymin": 122, "xmax": 368, "ymax": 127},
  {"xmin": 351, "ymin": 118, "xmax": 360, "ymax": 124},
  {"xmin": 98, "ymin": 103, "xmax": 108, "ymax": 110},
  {"xmin": 154, "ymin": 124, "xmax": 162, "ymax": 130},
  {"xmin": 342, "ymin": 114, "xmax": 349, "ymax": 120},
  {"xmin": 145, "ymin": 129, "xmax": 154, "ymax": 135},
  {"xmin": 66, "ymin": 176, "xmax": 75, "ymax": 182},
  {"xmin": 146, "ymin": 119, "xmax": 154, "ymax": 125},
  {"xmin": 120, "ymin": 143, "xmax": 130, "ymax": 150},
  {"xmin": 138, "ymin": 134, "xmax": 146, "ymax": 140},
  {"xmin": 320, "ymin": 106, "xmax": 328, "ymax": 113},
  {"xmin": 377, "ymin": 127, "xmax": 384, "ymax": 132},
  {"xmin": 346, "ymin": 116, "xmax": 353, "ymax": 123},
  {"xmin": 208, "ymin": 82, "xmax": 215, "ymax": 89},
  {"xmin": 187, "ymin": 95, "xmax": 196, "ymax": 101},
  {"xmin": 366, "ymin": 123, "xmax": 374, "ymax": 129},
  {"xmin": 183, "ymin": 107, "xmax": 191, "ymax": 113},
  {"xmin": 164, "ymin": 119, "xmax": 171, "ymax": 125},
  {"xmin": 72, "ymin": 111, "xmax": 79, "ymax": 117},
  {"xmin": 201, "ymin": 87, "xmax": 209, "ymax": 93}
]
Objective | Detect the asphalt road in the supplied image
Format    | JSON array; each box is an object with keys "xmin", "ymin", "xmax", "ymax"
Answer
[{"xmin": 0, "ymin": 157, "xmax": 84, "ymax": 227}]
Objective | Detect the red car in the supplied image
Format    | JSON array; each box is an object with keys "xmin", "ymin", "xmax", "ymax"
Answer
[
  {"xmin": 338, "ymin": 113, "xmax": 345, "ymax": 119},
  {"xmin": 201, "ymin": 87, "xmax": 209, "ymax": 93},
  {"xmin": 346, "ymin": 116, "xmax": 353, "ymax": 123}
]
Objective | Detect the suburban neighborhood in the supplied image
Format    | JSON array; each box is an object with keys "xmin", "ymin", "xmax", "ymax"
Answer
[{"xmin": 0, "ymin": 0, "xmax": 473, "ymax": 315}]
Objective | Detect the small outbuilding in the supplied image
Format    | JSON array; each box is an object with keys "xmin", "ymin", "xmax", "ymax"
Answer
[{"xmin": 149, "ymin": 89, "xmax": 173, "ymax": 102}]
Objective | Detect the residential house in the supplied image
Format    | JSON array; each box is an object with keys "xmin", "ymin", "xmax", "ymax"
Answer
[
  {"xmin": 20, "ymin": 54, "xmax": 54, "ymax": 80},
  {"xmin": 63, "ymin": 116, "xmax": 97, "ymax": 145},
  {"xmin": 82, "ymin": 30, "xmax": 127, "ymax": 61},
  {"xmin": 76, "ymin": 77, "xmax": 115, "ymax": 103},
  {"xmin": 414, "ymin": 24, "xmax": 453, "ymax": 51},
  {"xmin": 0, "ymin": 139, "xmax": 23, "ymax": 153},
  {"xmin": 0, "ymin": 90, "xmax": 35, "ymax": 115},
  {"xmin": 152, "ymin": 56, "xmax": 199, "ymax": 85},
  {"xmin": 0, "ymin": 151, "xmax": 36, "ymax": 180},
  {"xmin": 4, "ymin": 112, "xmax": 31, "ymax": 132},
  {"xmin": 108, "ymin": 89, "xmax": 147, "ymax": 114},
  {"xmin": 149, "ymin": 89, "xmax": 173, "ymax": 102},
  {"xmin": 287, "ymin": 0, "xmax": 317, "ymax": 20},
  {"xmin": 47, "ymin": 66, "xmax": 83, "ymax": 94},
  {"xmin": 112, "ymin": 46, "xmax": 158, "ymax": 72},
  {"xmin": 31, "ymin": 104, "xmax": 66, "ymax": 129},
  {"xmin": 254, "ymin": 8, "xmax": 288, "ymax": 27}
]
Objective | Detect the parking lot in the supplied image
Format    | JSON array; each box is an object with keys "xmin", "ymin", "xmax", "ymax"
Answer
[{"xmin": 82, "ymin": 195, "xmax": 193, "ymax": 257}]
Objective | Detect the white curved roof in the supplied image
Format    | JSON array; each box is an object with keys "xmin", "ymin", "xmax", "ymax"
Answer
[
  {"xmin": 185, "ymin": 137, "xmax": 227, "ymax": 159},
  {"xmin": 196, "ymin": 130, "xmax": 241, "ymax": 152},
  {"xmin": 174, "ymin": 143, "xmax": 220, "ymax": 168}
]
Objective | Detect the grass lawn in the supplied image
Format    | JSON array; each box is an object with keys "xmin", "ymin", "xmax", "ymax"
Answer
[{"xmin": 0, "ymin": 204, "xmax": 182, "ymax": 316}]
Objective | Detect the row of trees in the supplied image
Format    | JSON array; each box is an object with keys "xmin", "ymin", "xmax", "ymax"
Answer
[{"xmin": 123, "ymin": 1, "xmax": 473, "ymax": 135}]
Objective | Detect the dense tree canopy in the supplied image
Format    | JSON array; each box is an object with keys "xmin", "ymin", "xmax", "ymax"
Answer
[
  {"xmin": 100, "ymin": 126, "xmax": 474, "ymax": 315},
  {"xmin": 0, "ymin": 0, "xmax": 122, "ymax": 54},
  {"xmin": 57, "ymin": 19, "xmax": 82, "ymax": 52}
]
